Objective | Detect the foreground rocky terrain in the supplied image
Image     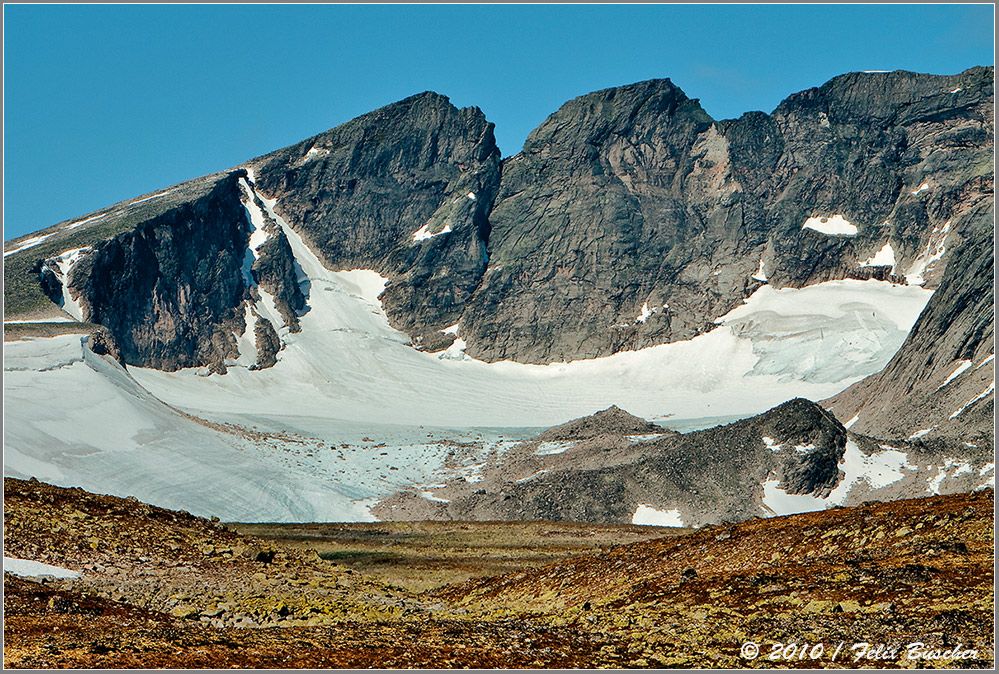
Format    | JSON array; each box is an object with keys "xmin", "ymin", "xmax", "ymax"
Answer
[{"xmin": 3, "ymin": 478, "xmax": 993, "ymax": 668}]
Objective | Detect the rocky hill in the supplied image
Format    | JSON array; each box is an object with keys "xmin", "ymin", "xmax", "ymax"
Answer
[{"xmin": 374, "ymin": 400, "xmax": 993, "ymax": 526}]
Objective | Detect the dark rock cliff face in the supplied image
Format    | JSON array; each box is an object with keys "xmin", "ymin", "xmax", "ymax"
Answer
[
  {"xmin": 246, "ymin": 92, "xmax": 502, "ymax": 346},
  {"xmin": 65, "ymin": 173, "xmax": 249, "ymax": 371},
  {"xmin": 10, "ymin": 68, "xmax": 992, "ymax": 381},
  {"xmin": 460, "ymin": 67, "xmax": 993, "ymax": 363},
  {"xmin": 824, "ymin": 210, "xmax": 995, "ymax": 447},
  {"xmin": 58, "ymin": 171, "xmax": 303, "ymax": 372}
]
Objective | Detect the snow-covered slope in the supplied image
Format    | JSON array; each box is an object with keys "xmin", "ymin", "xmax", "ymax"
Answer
[
  {"xmin": 2, "ymin": 334, "xmax": 505, "ymax": 522},
  {"xmin": 129, "ymin": 186, "xmax": 933, "ymax": 430},
  {"xmin": 4, "ymin": 182, "xmax": 931, "ymax": 521},
  {"xmin": 2, "ymin": 187, "xmax": 936, "ymax": 522}
]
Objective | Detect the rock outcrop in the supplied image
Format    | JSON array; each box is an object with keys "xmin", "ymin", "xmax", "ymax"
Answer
[
  {"xmin": 375, "ymin": 398, "xmax": 992, "ymax": 526},
  {"xmin": 55, "ymin": 171, "xmax": 302, "ymax": 372},
  {"xmin": 375, "ymin": 399, "xmax": 850, "ymax": 526}
]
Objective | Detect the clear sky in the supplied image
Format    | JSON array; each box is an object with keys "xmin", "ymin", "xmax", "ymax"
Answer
[{"xmin": 3, "ymin": 4, "xmax": 994, "ymax": 241}]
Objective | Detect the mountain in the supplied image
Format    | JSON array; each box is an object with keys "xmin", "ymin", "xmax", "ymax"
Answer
[
  {"xmin": 3, "ymin": 66, "xmax": 994, "ymax": 525},
  {"xmin": 464, "ymin": 68, "xmax": 994, "ymax": 363},
  {"xmin": 6, "ymin": 68, "xmax": 991, "ymax": 370}
]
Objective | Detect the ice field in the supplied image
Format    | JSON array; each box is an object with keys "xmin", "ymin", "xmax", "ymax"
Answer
[{"xmin": 3, "ymin": 184, "xmax": 939, "ymax": 521}]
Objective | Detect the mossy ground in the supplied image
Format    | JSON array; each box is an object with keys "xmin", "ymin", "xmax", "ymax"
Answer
[{"xmin": 3, "ymin": 478, "xmax": 993, "ymax": 668}]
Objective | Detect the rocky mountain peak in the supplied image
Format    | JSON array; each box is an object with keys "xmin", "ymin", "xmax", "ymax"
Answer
[{"xmin": 533, "ymin": 405, "xmax": 667, "ymax": 442}]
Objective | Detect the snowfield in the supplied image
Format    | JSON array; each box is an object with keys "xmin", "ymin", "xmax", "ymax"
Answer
[
  {"xmin": 3, "ymin": 186, "xmax": 940, "ymax": 522},
  {"xmin": 127, "ymin": 201, "xmax": 933, "ymax": 428},
  {"xmin": 3, "ymin": 557, "xmax": 80, "ymax": 579}
]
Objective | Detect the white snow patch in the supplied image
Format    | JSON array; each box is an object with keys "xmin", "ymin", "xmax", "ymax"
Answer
[
  {"xmin": 751, "ymin": 258, "xmax": 768, "ymax": 282},
  {"xmin": 442, "ymin": 323, "xmax": 460, "ymax": 336},
  {"xmin": 937, "ymin": 360, "xmax": 972, "ymax": 390},
  {"xmin": 460, "ymin": 463, "xmax": 487, "ymax": 484},
  {"xmin": 535, "ymin": 441, "xmax": 577, "ymax": 455},
  {"xmin": 911, "ymin": 183, "xmax": 930, "ymax": 195},
  {"xmin": 794, "ymin": 443, "xmax": 816, "ymax": 454},
  {"xmin": 979, "ymin": 463, "xmax": 994, "ymax": 476},
  {"xmin": 717, "ymin": 278, "xmax": 930, "ymax": 334},
  {"xmin": 905, "ymin": 220, "xmax": 950, "ymax": 286},
  {"xmin": 3, "ymin": 557, "xmax": 80, "ymax": 579},
  {"xmin": 413, "ymin": 222, "xmax": 452, "ymax": 242},
  {"xmin": 48, "ymin": 247, "xmax": 93, "ymax": 321},
  {"xmin": 516, "ymin": 469, "xmax": 550, "ymax": 483},
  {"xmin": 255, "ymin": 287, "xmax": 286, "ymax": 333},
  {"xmin": 304, "ymin": 147, "xmax": 329, "ymax": 162},
  {"xmin": 5, "ymin": 317, "xmax": 77, "ymax": 324},
  {"xmin": 762, "ymin": 440, "xmax": 915, "ymax": 517},
  {"xmin": 635, "ymin": 301, "xmax": 667, "ymax": 323},
  {"xmin": 420, "ymin": 490, "xmax": 451, "ymax": 503},
  {"xmin": 238, "ymin": 177, "xmax": 273, "ymax": 286},
  {"xmin": 802, "ymin": 215, "xmax": 858, "ymax": 236},
  {"xmin": 233, "ymin": 303, "xmax": 259, "ymax": 368},
  {"xmin": 334, "ymin": 269, "xmax": 389, "ymax": 309},
  {"xmin": 950, "ymin": 87, "xmax": 963, "ymax": 93},
  {"xmin": 908, "ymin": 427, "xmax": 936, "ymax": 441},
  {"xmin": 862, "ymin": 70, "xmax": 889, "ymax": 73},
  {"xmin": 761, "ymin": 479, "xmax": 827, "ymax": 515},
  {"xmin": 437, "ymin": 337, "xmax": 470, "ymax": 361},
  {"xmin": 467, "ymin": 192, "xmax": 477, "ymax": 201},
  {"xmin": 763, "ymin": 436, "xmax": 782, "ymax": 452},
  {"xmin": 625, "ymin": 433, "xmax": 667, "ymax": 443},
  {"xmin": 949, "ymin": 381, "xmax": 995, "ymax": 419},
  {"xmin": 928, "ymin": 458, "xmax": 976, "ymax": 494},
  {"xmin": 64, "ymin": 214, "xmax": 106, "ymax": 231},
  {"xmin": 131, "ymin": 189, "xmax": 175, "ymax": 205},
  {"xmin": 976, "ymin": 354, "xmax": 994, "ymax": 370},
  {"xmin": 859, "ymin": 444, "xmax": 916, "ymax": 489},
  {"xmin": 859, "ymin": 242, "xmax": 896, "ymax": 273},
  {"xmin": 4, "ymin": 233, "xmax": 58, "ymax": 257},
  {"xmin": 632, "ymin": 505, "xmax": 684, "ymax": 527},
  {"xmin": 844, "ymin": 414, "xmax": 860, "ymax": 429}
]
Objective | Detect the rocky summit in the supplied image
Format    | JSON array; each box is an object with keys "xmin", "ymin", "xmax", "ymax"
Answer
[{"xmin": 6, "ymin": 68, "xmax": 992, "ymax": 369}]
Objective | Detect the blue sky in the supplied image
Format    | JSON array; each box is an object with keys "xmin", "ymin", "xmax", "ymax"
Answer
[{"xmin": 3, "ymin": 4, "xmax": 994, "ymax": 241}]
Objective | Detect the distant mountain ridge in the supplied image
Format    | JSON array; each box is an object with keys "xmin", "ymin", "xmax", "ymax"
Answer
[{"xmin": 4, "ymin": 66, "xmax": 993, "ymax": 444}]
